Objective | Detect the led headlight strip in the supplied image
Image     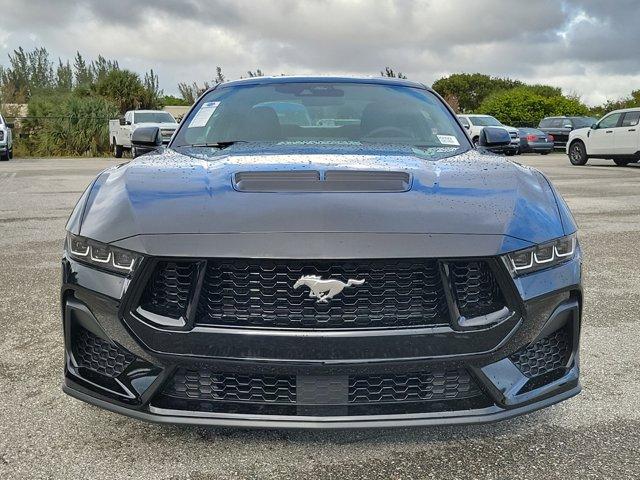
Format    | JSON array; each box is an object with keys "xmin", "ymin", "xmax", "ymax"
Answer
[
  {"xmin": 505, "ymin": 233, "xmax": 577, "ymax": 276},
  {"xmin": 67, "ymin": 233, "xmax": 142, "ymax": 274}
]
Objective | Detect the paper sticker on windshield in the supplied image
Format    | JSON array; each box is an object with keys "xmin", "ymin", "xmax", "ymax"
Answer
[
  {"xmin": 437, "ymin": 135, "xmax": 460, "ymax": 146},
  {"xmin": 188, "ymin": 101, "xmax": 220, "ymax": 128}
]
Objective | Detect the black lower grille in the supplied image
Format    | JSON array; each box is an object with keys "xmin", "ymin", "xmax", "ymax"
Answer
[
  {"xmin": 164, "ymin": 368, "xmax": 296, "ymax": 404},
  {"xmin": 72, "ymin": 327, "xmax": 135, "ymax": 378},
  {"xmin": 161, "ymin": 367, "xmax": 484, "ymax": 413},
  {"xmin": 511, "ymin": 324, "xmax": 572, "ymax": 378},
  {"xmin": 449, "ymin": 261, "xmax": 505, "ymax": 318},
  {"xmin": 349, "ymin": 369, "xmax": 481, "ymax": 404}
]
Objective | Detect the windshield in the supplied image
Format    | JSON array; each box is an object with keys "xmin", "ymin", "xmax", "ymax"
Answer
[
  {"xmin": 134, "ymin": 112, "xmax": 176, "ymax": 124},
  {"xmin": 172, "ymin": 82, "xmax": 469, "ymax": 151},
  {"xmin": 570, "ymin": 117, "xmax": 597, "ymax": 128},
  {"xmin": 468, "ymin": 116, "xmax": 503, "ymax": 127}
]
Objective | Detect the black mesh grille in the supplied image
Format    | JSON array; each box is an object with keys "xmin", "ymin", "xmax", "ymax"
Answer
[
  {"xmin": 449, "ymin": 261, "xmax": 505, "ymax": 318},
  {"xmin": 140, "ymin": 261, "xmax": 197, "ymax": 319},
  {"xmin": 511, "ymin": 324, "xmax": 572, "ymax": 377},
  {"xmin": 195, "ymin": 258, "xmax": 450, "ymax": 329},
  {"xmin": 164, "ymin": 368, "xmax": 296, "ymax": 404},
  {"xmin": 73, "ymin": 327, "xmax": 135, "ymax": 378},
  {"xmin": 160, "ymin": 368, "xmax": 484, "ymax": 411},
  {"xmin": 349, "ymin": 369, "xmax": 481, "ymax": 403}
]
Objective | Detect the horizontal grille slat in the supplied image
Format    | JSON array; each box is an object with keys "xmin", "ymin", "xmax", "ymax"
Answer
[{"xmin": 195, "ymin": 259, "xmax": 450, "ymax": 329}]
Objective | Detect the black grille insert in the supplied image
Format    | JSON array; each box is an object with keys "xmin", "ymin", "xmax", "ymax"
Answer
[
  {"xmin": 349, "ymin": 369, "xmax": 481, "ymax": 404},
  {"xmin": 195, "ymin": 258, "xmax": 450, "ymax": 329},
  {"xmin": 164, "ymin": 368, "xmax": 296, "ymax": 404},
  {"xmin": 140, "ymin": 261, "xmax": 197, "ymax": 319},
  {"xmin": 72, "ymin": 327, "xmax": 135, "ymax": 378},
  {"xmin": 449, "ymin": 261, "xmax": 505, "ymax": 318},
  {"xmin": 511, "ymin": 324, "xmax": 572, "ymax": 378}
]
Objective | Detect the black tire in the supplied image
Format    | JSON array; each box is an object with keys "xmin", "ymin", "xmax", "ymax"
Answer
[
  {"xmin": 113, "ymin": 139, "xmax": 123, "ymax": 158},
  {"xmin": 505, "ymin": 150, "xmax": 516, "ymax": 156},
  {"xmin": 613, "ymin": 158, "xmax": 630, "ymax": 166},
  {"xmin": 8, "ymin": 147, "xmax": 13, "ymax": 159},
  {"xmin": 540, "ymin": 151, "xmax": 550, "ymax": 155},
  {"xmin": 0, "ymin": 153, "xmax": 8, "ymax": 161},
  {"xmin": 132, "ymin": 147, "xmax": 139, "ymax": 159},
  {"xmin": 472, "ymin": 137, "xmax": 479, "ymax": 148},
  {"xmin": 568, "ymin": 141, "xmax": 588, "ymax": 165}
]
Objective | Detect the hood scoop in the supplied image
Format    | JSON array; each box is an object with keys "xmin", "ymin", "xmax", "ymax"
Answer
[{"xmin": 233, "ymin": 170, "xmax": 412, "ymax": 192}]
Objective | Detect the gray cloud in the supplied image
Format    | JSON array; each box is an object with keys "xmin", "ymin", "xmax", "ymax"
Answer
[{"xmin": 0, "ymin": 0, "xmax": 638, "ymax": 105}]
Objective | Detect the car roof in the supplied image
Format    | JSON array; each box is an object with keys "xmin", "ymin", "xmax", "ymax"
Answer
[
  {"xmin": 607, "ymin": 107, "xmax": 640, "ymax": 114},
  {"xmin": 213, "ymin": 75, "xmax": 427, "ymax": 90}
]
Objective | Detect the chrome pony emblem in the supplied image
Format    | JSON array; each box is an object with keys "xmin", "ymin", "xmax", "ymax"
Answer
[{"xmin": 293, "ymin": 275, "xmax": 365, "ymax": 303}]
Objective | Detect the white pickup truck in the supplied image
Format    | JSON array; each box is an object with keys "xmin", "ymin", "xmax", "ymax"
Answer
[
  {"xmin": 0, "ymin": 113, "xmax": 13, "ymax": 161},
  {"xmin": 108, "ymin": 110, "xmax": 179, "ymax": 158}
]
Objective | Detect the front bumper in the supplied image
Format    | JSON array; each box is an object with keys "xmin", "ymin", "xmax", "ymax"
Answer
[{"xmin": 61, "ymin": 253, "xmax": 582, "ymax": 429}]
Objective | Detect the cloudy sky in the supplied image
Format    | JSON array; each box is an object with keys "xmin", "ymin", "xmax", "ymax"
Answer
[{"xmin": 0, "ymin": 0, "xmax": 638, "ymax": 105}]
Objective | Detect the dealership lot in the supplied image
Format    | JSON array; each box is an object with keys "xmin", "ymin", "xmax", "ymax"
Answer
[{"xmin": 0, "ymin": 154, "xmax": 639, "ymax": 479}]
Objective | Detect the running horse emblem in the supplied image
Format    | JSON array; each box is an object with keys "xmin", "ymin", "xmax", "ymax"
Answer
[{"xmin": 293, "ymin": 275, "xmax": 365, "ymax": 303}]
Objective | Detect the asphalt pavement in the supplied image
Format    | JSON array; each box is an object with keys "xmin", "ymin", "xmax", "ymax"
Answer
[{"xmin": 0, "ymin": 154, "xmax": 639, "ymax": 479}]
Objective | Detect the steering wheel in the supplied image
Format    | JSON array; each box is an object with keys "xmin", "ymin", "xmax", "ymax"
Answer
[{"xmin": 362, "ymin": 126, "xmax": 412, "ymax": 139}]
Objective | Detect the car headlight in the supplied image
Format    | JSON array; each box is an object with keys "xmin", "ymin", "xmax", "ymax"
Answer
[
  {"xmin": 66, "ymin": 233, "xmax": 142, "ymax": 275},
  {"xmin": 503, "ymin": 234, "xmax": 577, "ymax": 276}
]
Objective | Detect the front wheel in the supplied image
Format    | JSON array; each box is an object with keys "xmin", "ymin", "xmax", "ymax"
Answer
[
  {"xmin": 113, "ymin": 140, "xmax": 123, "ymax": 159},
  {"xmin": 613, "ymin": 158, "xmax": 630, "ymax": 166},
  {"xmin": 569, "ymin": 141, "xmax": 588, "ymax": 165}
]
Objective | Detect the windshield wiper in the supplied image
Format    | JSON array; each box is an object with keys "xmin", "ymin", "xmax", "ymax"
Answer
[{"xmin": 186, "ymin": 141, "xmax": 249, "ymax": 149}]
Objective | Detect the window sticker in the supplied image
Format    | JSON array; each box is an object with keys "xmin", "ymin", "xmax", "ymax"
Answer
[
  {"xmin": 188, "ymin": 101, "xmax": 220, "ymax": 128},
  {"xmin": 436, "ymin": 134, "xmax": 460, "ymax": 146}
]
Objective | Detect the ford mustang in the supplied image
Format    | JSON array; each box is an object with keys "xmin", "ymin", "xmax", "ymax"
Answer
[{"xmin": 61, "ymin": 76, "xmax": 582, "ymax": 428}]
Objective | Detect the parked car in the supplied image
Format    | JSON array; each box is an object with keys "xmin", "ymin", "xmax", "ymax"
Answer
[
  {"xmin": 108, "ymin": 110, "xmax": 179, "ymax": 158},
  {"xmin": 566, "ymin": 108, "xmax": 640, "ymax": 166},
  {"xmin": 518, "ymin": 127, "xmax": 554, "ymax": 155},
  {"xmin": 0, "ymin": 113, "xmax": 14, "ymax": 161},
  {"xmin": 457, "ymin": 114, "xmax": 520, "ymax": 155},
  {"xmin": 538, "ymin": 116, "xmax": 597, "ymax": 150},
  {"xmin": 62, "ymin": 76, "xmax": 582, "ymax": 429}
]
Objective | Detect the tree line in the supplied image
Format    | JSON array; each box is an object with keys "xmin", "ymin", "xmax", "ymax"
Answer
[{"xmin": 0, "ymin": 46, "xmax": 638, "ymax": 156}]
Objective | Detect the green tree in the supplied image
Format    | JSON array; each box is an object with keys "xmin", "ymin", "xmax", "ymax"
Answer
[
  {"xmin": 432, "ymin": 73, "xmax": 523, "ymax": 113},
  {"xmin": 94, "ymin": 69, "xmax": 145, "ymax": 113},
  {"xmin": 478, "ymin": 86, "xmax": 589, "ymax": 126},
  {"xmin": 56, "ymin": 60, "xmax": 73, "ymax": 91},
  {"xmin": 161, "ymin": 95, "xmax": 191, "ymax": 106},
  {"xmin": 381, "ymin": 67, "xmax": 407, "ymax": 79}
]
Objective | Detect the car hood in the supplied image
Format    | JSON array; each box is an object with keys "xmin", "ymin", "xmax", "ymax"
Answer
[{"xmin": 72, "ymin": 143, "xmax": 566, "ymax": 249}]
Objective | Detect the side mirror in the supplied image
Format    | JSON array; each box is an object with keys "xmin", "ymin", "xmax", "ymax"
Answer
[
  {"xmin": 131, "ymin": 126, "xmax": 162, "ymax": 155},
  {"xmin": 463, "ymin": 124, "xmax": 470, "ymax": 130},
  {"xmin": 478, "ymin": 126, "xmax": 511, "ymax": 150},
  {"xmin": 119, "ymin": 117, "xmax": 126, "ymax": 126},
  {"xmin": 590, "ymin": 123, "xmax": 597, "ymax": 130}
]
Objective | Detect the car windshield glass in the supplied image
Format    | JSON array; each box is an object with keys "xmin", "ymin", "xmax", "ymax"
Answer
[
  {"xmin": 171, "ymin": 82, "xmax": 470, "ymax": 151},
  {"xmin": 468, "ymin": 116, "xmax": 502, "ymax": 127},
  {"xmin": 570, "ymin": 117, "xmax": 597, "ymax": 128},
  {"xmin": 135, "ymin": 112, "xmax": 175, "ymax": 124}
]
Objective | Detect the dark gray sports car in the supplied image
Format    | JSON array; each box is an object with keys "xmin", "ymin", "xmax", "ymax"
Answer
[{"xmin": 61, "ymin": 76, "xmax": 582, "ymax": 428}]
